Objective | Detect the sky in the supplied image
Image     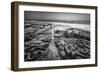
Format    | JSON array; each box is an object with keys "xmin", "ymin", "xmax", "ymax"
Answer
[{"xmin": 24, "ymin": 11, "xmax": 90, "ymax": 22}]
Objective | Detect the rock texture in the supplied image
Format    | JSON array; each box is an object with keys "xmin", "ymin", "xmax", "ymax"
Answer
[{"xmin": 24, "ymin": 22, "xmax": 90, "ymax": 61}]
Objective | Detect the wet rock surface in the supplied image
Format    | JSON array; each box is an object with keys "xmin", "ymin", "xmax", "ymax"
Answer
[{"xmin": 24, "ymin": 23, "xmax": 90, "ymax": 61}]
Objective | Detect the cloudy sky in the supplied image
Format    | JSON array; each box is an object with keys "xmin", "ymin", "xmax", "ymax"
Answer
[{"xmin": 24, "ymin": 11, "xmax": 90, "ymax": 22}]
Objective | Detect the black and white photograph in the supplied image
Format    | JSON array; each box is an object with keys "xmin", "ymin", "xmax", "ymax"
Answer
[
  {"xmin": 11, "ymin": 1, "xmax": 97, "ymax": 71},
  {"xmin": 24, "ymin": 11, "xmax": 90, "ymax": 61}
]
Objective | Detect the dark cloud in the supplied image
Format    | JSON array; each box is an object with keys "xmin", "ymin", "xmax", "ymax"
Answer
[{"xmin": 24, "ymin": 11, "xmax": 90, "ymax": 22}]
